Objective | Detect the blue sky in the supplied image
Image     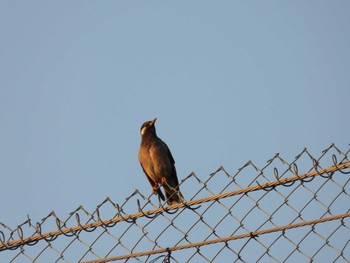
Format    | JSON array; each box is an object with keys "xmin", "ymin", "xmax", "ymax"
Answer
[{"xmin": 0, "ymin": 0, "xmax": 349, "ymax": 245}]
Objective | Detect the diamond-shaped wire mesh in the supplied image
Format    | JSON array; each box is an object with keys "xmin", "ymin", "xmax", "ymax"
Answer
[{"xmin": 1, "ymin": 144, "xmax": 350, "ymax": 262}]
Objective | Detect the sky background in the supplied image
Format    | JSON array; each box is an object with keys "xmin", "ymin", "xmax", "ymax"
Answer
[{"xmin": 0, "ymin": 0, "xmax": 349, "ymax": 254}]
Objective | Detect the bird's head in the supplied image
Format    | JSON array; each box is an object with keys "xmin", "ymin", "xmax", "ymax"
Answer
[{"xmin": 140, "ymin": 118, "xmax": 157, "ymax": 137}]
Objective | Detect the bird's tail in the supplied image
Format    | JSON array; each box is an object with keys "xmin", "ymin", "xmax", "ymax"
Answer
[{"xmin": 164, "ymin": 185, "xmax": 184, "ymax": 205}]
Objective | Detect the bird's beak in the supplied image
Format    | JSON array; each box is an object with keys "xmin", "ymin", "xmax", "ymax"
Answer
[{"xmin": 150, "ymin": 118, "xmax": 157, "ymax": 126}]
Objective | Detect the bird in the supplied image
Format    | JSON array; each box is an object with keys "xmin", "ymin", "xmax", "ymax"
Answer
[{"xmin": 138, "ymin": 118, "xmax": 184, "ymax": 205}]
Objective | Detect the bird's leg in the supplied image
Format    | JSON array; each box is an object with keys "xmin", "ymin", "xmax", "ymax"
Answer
[
  {"xmin": 152, "ymin": 185, "xmax": 158, "ymax": 194},
  {"xmin": 161, "ymin": 177, "xmax": 167, "ymax": 185},
  {"xmin": 152, "ymin": 184, "xmax": 159, "ymax": 194}
]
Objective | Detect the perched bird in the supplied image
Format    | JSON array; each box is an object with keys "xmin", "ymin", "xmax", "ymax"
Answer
[{"xmin": 138, "ymin": 118, "xmax": 184, "ymax": 205}]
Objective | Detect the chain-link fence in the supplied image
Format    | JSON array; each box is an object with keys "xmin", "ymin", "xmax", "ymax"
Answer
[{"xmin": 1, "ymin": 144, "xmax": 350, "ymax": 262}]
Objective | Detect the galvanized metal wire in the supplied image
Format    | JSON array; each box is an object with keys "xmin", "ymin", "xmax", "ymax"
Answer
[{"xmin": 1, "ymin": 144, "xmax": 350, "ymax": 262}]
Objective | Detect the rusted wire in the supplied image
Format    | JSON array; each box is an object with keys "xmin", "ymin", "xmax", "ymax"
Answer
[
  {"xmin": 81, "ymin": 213, "xmax": 350, "ymax": 263},
  {"xmin": 0, "ymin": 144, "xmax": 349, "ymax": 262},
  {"xmin": 1, "ymin": 160, "xmax": 348, "ymax": 251},
  {"xmin": 1, "ymin": 159, "xmax": 350, "ymax": 252}
]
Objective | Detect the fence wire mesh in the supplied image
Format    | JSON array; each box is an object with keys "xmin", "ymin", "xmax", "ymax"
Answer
[{"xmin": 1, "ymin": 144, "xmax": 350, "ymax": 262}]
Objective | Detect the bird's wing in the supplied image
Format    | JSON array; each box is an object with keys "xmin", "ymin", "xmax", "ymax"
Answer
[
  {"xmin": 162, "ymin": 141, "xmax": 175, "ymax": 164},
  {"xmin": 159, "ymin": 140, "xmax": 184, "ymax": 204},
  {"xmin": 140, "ymin": 162, "xmax": 165, "ymax": 201},
  {"xmin": 161, "ymin": 140, "xmax": 180, "ymax": 187}
]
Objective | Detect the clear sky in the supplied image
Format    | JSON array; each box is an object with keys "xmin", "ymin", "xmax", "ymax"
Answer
[{"xmin": 0, "ymin": 0, "xmax": 349, "ymax": 251}]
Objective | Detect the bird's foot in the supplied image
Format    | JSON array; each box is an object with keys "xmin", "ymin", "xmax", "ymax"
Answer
[
  {"xmin": 161, "ymin": 177, "xmax": 167, "ymax": 184},
  {"xmin": 152, "ymin": 185, "xmax": 159, "ymax": 194}
]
